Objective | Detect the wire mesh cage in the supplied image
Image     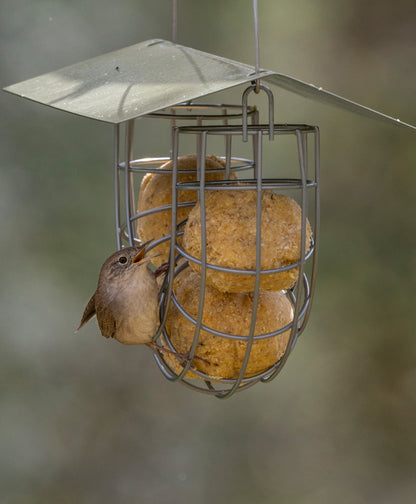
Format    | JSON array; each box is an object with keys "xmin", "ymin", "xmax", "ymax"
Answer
[{"xmin": 123, "ymin": 85, "xmax": 321, "ymax": 398}]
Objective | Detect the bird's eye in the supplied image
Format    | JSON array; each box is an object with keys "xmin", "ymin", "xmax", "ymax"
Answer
[{"xmin": 118, "ymin": 256, "xmax": 128, "ymax": 264}]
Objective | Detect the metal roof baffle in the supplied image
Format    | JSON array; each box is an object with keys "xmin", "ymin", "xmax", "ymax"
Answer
[{"xmin": 4, "ymin": 39, "xmax": 416, "ymax": 131}]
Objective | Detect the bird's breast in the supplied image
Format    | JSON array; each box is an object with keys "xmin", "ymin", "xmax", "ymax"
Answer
[{"xmin": 112, "ymin": 269, "xmax": 159, "ymax": 345}]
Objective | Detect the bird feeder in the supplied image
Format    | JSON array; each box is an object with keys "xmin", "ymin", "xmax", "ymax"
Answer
[{"xmin": 4, "ymin": 6, "xmax": 415, "ymax": 398}]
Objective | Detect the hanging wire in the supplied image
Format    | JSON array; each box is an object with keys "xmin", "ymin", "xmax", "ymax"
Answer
[
  {"xmin": 172, "ymin": 0, "xmax": 178, "ymax": 43},
  {"xmin": 114, "ymin": 124, "xmax": 122, "ymax": 250},
  {"xmin": 124, "ymin": 120, "xmax": 135, "ymax": 246},
  {"xmin": 252, "ymin": 0, "xmax": 260, "ymax": 93}
]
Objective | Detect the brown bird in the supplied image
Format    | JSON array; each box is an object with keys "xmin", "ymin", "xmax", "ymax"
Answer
[
  {"xmin": 76, "ymin": 243, "xmax": 203, "ymax": 365},
  {"xmin": 76, "ymin": 243, "xmax": 161, "ymax": 345}
]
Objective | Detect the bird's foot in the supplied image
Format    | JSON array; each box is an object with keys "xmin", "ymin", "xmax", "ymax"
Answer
[
  {"xmin": 154, "ymin": 262, "xmax": 170, "ymax": 278},
  {"xmin": 176, "ymin": 350, "xmax": 210, "ymax": 367},
  {"xmin": 148, "ymin": 342, "xmax": 209, "ymax": 366}
]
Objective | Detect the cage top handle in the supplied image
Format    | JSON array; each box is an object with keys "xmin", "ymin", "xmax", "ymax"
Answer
[{"xmin": 242, "ymin": 83, "xmax": 275, "ymax": 142}]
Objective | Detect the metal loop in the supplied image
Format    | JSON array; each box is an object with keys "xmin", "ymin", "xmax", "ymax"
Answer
[{"xmin": 242, "ymin": 83, "xmax": 275, "ymax": 142}]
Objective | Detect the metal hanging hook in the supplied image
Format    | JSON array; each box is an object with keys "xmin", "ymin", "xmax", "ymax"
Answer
[
  {"xmin": 241, "ymin": 1, "xmax": 274, "ymax": 142},
  {"xmin": 242, "ymin": 83, "xmax": 275, "ymax": 142}
]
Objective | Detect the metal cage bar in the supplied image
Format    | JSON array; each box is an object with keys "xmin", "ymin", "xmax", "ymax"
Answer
[
  {"xmin": 114, "ymin": 124, "xmax": 122, "ymax": 250},
  {"xmin": 124, "ymin": 119, "xmax": 135, "ymax": 246}
]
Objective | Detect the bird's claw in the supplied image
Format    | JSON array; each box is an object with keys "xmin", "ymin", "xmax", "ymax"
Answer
[
  {"xmin": 176, "ymin": 351, "xmax": 210, "ymax": 367},
  {"xmin": 148, "ymin": 342, "xmax": 209, "ymax": 366},
  {"xmin": 154, "ymin": 262, "xmax": 170, "ymax": 278}
]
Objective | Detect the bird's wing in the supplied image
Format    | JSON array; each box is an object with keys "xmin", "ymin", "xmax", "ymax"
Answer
[
  {"xmin": 76, "ymin": 293, "xmax": 97, "ymax": 332},
  {"xmin": 96, "ymin": 303, "xmax": 117, "ymax": 339}
]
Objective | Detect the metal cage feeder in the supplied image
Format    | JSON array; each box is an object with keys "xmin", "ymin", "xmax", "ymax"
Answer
[
  {"xmin": 4, "ymin": 16, "xmax": 414, "ymax": 398},
  {"xmin": 151, "ymin": 116, "xmax": 320, "ymax": 398},
  {"xmin": 121, "ymin": 80, "xmax": 321, "ymax": 397}
]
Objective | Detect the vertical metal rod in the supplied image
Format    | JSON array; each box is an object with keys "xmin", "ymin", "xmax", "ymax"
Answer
[
  {"xmin": 263, "ymin": 129, "xmax": 308, "ymax": 383},
  {"xmin": 154, "ymin": 127, "xmax": 183, "ymax": 376},
  {"xmin": 114, "ymin": 124, "xmax": 122, "ymax": 250},
  {"xmin": 295, "ymin": 129, "xmax": 308, "ymax": 333},
  {"xmin": 172, "ymin": 0, "xmax": 178, "ymax": 43},
  {"xmin": 219, "ymin": 130, "xmax": 263, "ymax": 399},
  {"xmin": 298, "ymin": 132, "xmax": 310, "ymax": 331},
  {"xmin": 167, "ymin": 127, "xmax": 180, "ymax": 322},
  {"xmin": 170, "ymin": 107, "xmax": 177, "ymax": 160},
  {"xmin": 300, "ymin": 127, "xmax": 320, "ymax": 332},
  {"xmin": 124, "ymin": 119, "xmax": 135, "ymax": 246},
  {"xmin": 302, "ymin": 130, "xmax": 308, "ymax": 178},
  {"xmin": 225, "ymin": 135, "xmax": 232, "ymax": 179},
  {"xmin": 129, "ymin": 164, "xmax": 136, "ymax": 225},
  {"xmin": 251, "ymin": 109, "xmax": 259, "ymax": 176},
  {"xmin": 196, "ymin": 116, "xmax": 202, "ymax": 179},
  {"xmin": 173, "ymin": 131, "xmax": 208, "ymax": 382},
  {"xmin": 266, "ymin": 86, "xmax": 275, "ymax": 140},
  {"xmin": 222, "ymin": 107, "xmax": 232, "ymax": 179},
  {"xmin": 190, "ymin": 131, "xmax": 208, "ymax": 361},
  {"xmin": 151, "ymin": 128, "xmax": 180, "ymax": 349},
  {"xmin": 242, "ymin": 86, "xmax": 251, "ymax": 142}
]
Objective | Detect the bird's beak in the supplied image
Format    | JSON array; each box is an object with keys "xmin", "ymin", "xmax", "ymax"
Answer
[
  {"xmin": 132, "ymin": 247, "xmax": 147, "ymax": 264},
  {"xmin": 132, "ymin": 239, "xmax": 159, "ymax": 264}
]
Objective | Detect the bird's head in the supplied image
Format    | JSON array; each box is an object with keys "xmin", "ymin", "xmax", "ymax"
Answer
[{"xmin": 99, "ymin": 241, "xmax": 156, "ymax": 282}]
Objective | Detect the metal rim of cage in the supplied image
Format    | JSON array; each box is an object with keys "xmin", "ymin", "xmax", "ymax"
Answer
[
  {"xmin": 122, "ymin": 155, "xmax": 255, "ymax": 247},
  {"xmin": 146, "ymin": 102, "xmax": 257, "ymax": 121},
  {"xmin": 148, "ymin": 120, "xmax": 320, "ymax": 399},
  {"xmin": 114, "ymin": 103, "xmax": 258, "ymax": 249}
]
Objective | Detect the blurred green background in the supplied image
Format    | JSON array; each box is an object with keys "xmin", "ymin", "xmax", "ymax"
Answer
[{"xmin": 1, "ymin": 1, "xmax": 415, "ymax": 503}]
